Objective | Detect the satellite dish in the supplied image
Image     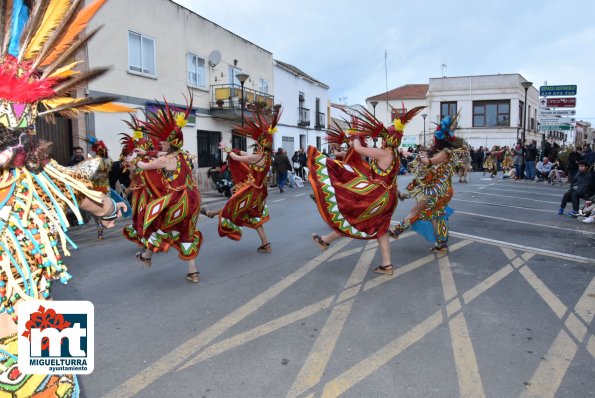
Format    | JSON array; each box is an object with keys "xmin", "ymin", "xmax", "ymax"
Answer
[{"xmin": 208, "ymin": 50, "xmax": 221, "ymax": 67}]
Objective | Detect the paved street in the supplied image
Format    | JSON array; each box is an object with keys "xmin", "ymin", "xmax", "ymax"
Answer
[{"xmin": 56, "ymin": 173, "xmax": 594, "ymax": 398}]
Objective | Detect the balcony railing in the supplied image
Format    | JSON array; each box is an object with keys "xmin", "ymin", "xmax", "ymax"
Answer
[
  {"xmin": 315, "ymin": 111, "xmax": 325, "ymax": 129},
  {"xmin": 298, "ymin": 106, "xmax": 310, "ymax": 127},
  {"xmin": 210, "ymin": 84, "xmax": 274, "ymax": 121}
]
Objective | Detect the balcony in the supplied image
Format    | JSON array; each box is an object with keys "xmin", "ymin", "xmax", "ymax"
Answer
[
  {"xmin": 210, "ymin": 84, "xmax": 274, "ymax": 121},
  {"xmin": 315, "ymin": 111, "xmax": 325, "ymax": 129},
  {"xmin": 298, "ymin": 106, "xmax": 310, "ymax": 127}
]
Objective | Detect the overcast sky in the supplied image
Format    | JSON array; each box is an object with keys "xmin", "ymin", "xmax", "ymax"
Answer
[{"xmin": 173, "ymin": 0, "xmax": 595, "ymax": 122}]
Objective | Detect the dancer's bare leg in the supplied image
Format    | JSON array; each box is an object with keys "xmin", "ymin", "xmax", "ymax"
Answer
[
  {"xmin": 378, "ymin": 235, "xmax": 392, "ymax": 266},
  {"xmin": 320, "ymin": 231, "xmax": 342, "ymax": 245},
  {"xmin": 256, "ymin": 225, "xmax": 271, "ymax": 253},
  {"xmin": 404, "ymin": 200, "xmax": 427, "ymax": 223}
]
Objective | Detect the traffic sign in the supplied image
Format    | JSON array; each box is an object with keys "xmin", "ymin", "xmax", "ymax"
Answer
[
  {"xmin": 539, "ymin": 85, "xmax": 577, "ymax": 96},
  {"xmin": 540, "ymin": 117, "xmax": 575, "ymax": 123},
  {"xmin": 539, "ymin": 98, "xmax": 576, "ymax": 108},
  {"xmin": 538, "ymin": 109, "xmax": 576, "ymax": 116},
  {"xmin": 538, "ymin": 125, "xmax": 571, "ymax": 131}
]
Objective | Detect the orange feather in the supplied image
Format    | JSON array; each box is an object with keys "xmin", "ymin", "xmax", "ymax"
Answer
[
  {"xmin": 41, "ymin": 0, "xmax": 107, "ymax": 66},
  {"xmin": 24, "ymin": 0, "xmax": 70, "ymax": 59}
]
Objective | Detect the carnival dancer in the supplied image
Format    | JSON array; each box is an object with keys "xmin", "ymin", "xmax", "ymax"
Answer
[
  {"xmin": 86, "ymin": 137, "xmax": 113, "ymax": 239},
  {"xmin": 0, "ymin": 1, "xmax": 132, "ymax": 396},
  {"xmin": 501, "ymin": 146, "xmax": 514, "ymax": 173},
  {"xmin": 129, "ymin": 98, "xmax": 202, "ymax": 283},
  {"xmin": 482, "ymin": 147, "xmax": 498, "ymax": 178},
  {"xmin": 389, "ymin": 114, "xmax": 469, "ymax": 254},
  {"xmin": 309, "ymin": 106, "xmax": 425, "ymax": 274},
  {"xmin": 202, "ymin": 110, "xmax": 281, "ymax": 253},
  {"xmin": 457, "ymin": 146, "xmax": 472, "ymax": 183}
]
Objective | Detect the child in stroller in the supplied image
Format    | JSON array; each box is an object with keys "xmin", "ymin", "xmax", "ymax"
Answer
[{"xmin": 208, "ymin": 162, "xmax": 233, "ymax": 197}]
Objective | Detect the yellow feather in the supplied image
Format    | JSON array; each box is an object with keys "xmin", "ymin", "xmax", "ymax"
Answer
[
  {"xmin": 41, "ymin": 97, "xmax": 76, "ymax": 109},
  {"xmin": 85, "ymin": 103, "xmax": 135, "ymax": 113},
  {"xmin": 25, "ymin": 0, "xmax": 71, "ymax": 59},
  {"xmin": 48, "ymin": 61, "xmax": 81, "ymax": 78}
]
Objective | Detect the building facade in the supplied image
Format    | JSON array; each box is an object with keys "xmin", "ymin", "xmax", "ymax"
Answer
[
  {"xmin": 82, "ymin": 0, "xmax": 275, "ymax": 189},
  {"xmin": 366, "ymin": 74, "xmax": 541, "ymax": 150},
  {"xmin": 273, "ymin": 60, "xmax": 329, "ymax": 155}
]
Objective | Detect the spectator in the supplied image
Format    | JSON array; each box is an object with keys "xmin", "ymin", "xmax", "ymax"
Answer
[
  {"xmin": 272, "ymin": 148, "xmax": 292, "ymax": 193},
  {"xmin": 547, "ymin": 159, "xmax": 566, "ymax": 185},
  {"xmin": 567, "ymin": 146, "xmax": 582, "ymax": 185},
  {"xmin": 558, "ymin": 161, "xmax": 594, "ymax": 217},
  {"xmin": 583, "ymin": 145, "xmax": 595, "ymax": 166},
  {"xmin": 67, "ymin": 146, "xmax": 85, "ymax": 166},
  {"xmin": 535, "ymin": 157, "xmax": 552, "ymax": 181},
  {"xmin": 524, "ymin": 140, "xmax": 538, "ymax": 180},
  {"xmin": 579, "ymin": 194, "xmax": 595, "ymax": 224},
  {"xmin": 476, "ymin": 146, "xmax": 485, "ymax": 171},
  {"xmin": 512, "ymin": 143, "xmax": 524, "ymax": 180}
]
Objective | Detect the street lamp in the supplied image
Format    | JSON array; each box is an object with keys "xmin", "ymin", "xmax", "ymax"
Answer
[
  {"xmin": 521, "ymin": 81, "xmax": 532, "ymax": 145},
  {"xmin": 370, "ymin": 101, "xmax": 379, "ymax": 147},
  {"xmin": 421, "ymin": 113, "xmax": 428, "ymax": 147},
  {"xmin": 236, "ymin": 73, "xmax": 249, "ymax": 126}
]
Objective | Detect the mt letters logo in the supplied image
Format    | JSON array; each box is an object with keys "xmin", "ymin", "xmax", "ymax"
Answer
[{"xmin": 18, "ymin": 301, "xmax": 94, "ymax": 374}]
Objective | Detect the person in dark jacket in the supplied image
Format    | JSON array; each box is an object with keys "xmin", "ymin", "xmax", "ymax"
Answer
[
  {"xmin": 558, "ymin": 161, "xmax": 594, "ymax": 216},
  {"xmin": 272, "ymin": 148, "xmax": 292, "ymax": 192},
  {"xmin": 567, "ymin": 146, "xmax": 582, "ymax": 184}
]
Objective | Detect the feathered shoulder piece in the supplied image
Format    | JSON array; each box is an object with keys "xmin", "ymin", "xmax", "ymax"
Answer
[
  {"xmin": 0, "ymin": 0, "xmax": 133, "ymax": 129},
  {"xmin": 82, "ymin": 135, "xmax": 107, "ymax": 156},
  {"xmin": 233, "ymin": 107, "xmax": 282, "ymax": 150},
  {"xmin": 325, "ymin": 119, "xmax": 350, "ymax": 146},
  {"xmin": 433, "ymin": 111, "xmax": 460, "ymax": 142},
  {"xmin": 334, "ymin": 105, "xmax": 384, "ymax": 140},
  {"xmin": 139, "ymin": 95, "xmax": 193, "ymax": 149}
]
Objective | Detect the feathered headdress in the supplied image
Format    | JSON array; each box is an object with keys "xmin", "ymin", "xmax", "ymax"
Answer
[
  {"xmin": 120, "ymin": 116, "xmax": 156, "ymax": 157},
  {"xmin": 385, "ymin": 104, "xmax": 425, "ymax": 148},
  {"xmin": 139, "ymin": 95, "xmax": 193, "ymax": 150},
  {"xmin": 0, "ymin": 0, "xmax": 133, "ymax": 129},
  {"xmin": 83, "ymin": 135, "xmax": 107, "ymax": 157},
  {"xmin": 232, "ymin": 107, "xmax": 282, "ymax": 151},
  {"xmin": 434, "ymin": 111, "xmax": 460, "ymax": 143}
]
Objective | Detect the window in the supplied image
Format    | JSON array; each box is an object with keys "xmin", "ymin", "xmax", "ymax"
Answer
[
  {"xmin": 187, "ymin": 53, "xmax": 206, "ymax": 88},
  {"xmin": 196, "ymin": 130, "xmax": 221, "ymax": 168},
  {"xmin": 232, "ymin": 134, "xmax": 247, "ymax": 152},
  {"xmin": 519, "ymin": 100, "xmax": 524, "ymax": 126},
  {"xmin": 228, "ymin": 67, "xmax": 241, "ymax": 86},
  {"xmin": 440, "ymin": 102, "xmax": 457, "ymax": 120},
  {"xmin": 473, "ymin": 100, "xmax": 510, "ymax": 127},
  {"xmin": 128, "ymin": 31, "xmax": 155, "ymax": 75},
  {"xmin": 259, "ymin": 78, "xmax": 269, "ymax": 94}
]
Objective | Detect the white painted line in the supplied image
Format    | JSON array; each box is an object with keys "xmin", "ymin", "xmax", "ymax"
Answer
[
  {"xmin": 497, "ymin": 181, "xmax": 568, "ymax": 192},
  {"xmin": 454, "ymin": 211, "xmax": 595, "ymax": 237},
  {"xmin": 451, "ymin": 198, "xmax": 553, "ymax": 213},
  {"xmin": 449, "ymin": 231, "xmax": 595, "ymax": 264},
  {"xmin": 270, "ymin": 199, "xmax": 286, "ymax": 203},
  {"xmin": 464, "ymin": 191, "xmax": 559, "ymax": 204},
  {"xmin": 295, "ymin": 193, "xmax": 306, "ymax": 197},
  {"xmin": 480, "ymin": 186, "xmax": 561, "ymax": 197}
]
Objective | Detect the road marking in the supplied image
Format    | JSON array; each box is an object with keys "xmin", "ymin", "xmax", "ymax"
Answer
[
  {"xmin": 499, "ymin": 181, "xmax": 568, "ymax": 192},
  {"xmin": 295, "ymin": 193, "xmax": 306, "ymax": 197},
  {"xmin": 519, "ymin": 266, "xmax": 568, "ymax": 319},
  {"xmin": 587, "ymin": 336, "xmax": 595, "ymax": 359},
  {"xmin": 287, "ymin": 242, "xmax": 375, "ymax": 398},
  {"xmin": 454, "ymin": 211, "xmax": 595, "ymax": 237},
  {"xmin": 270, "ymin": 198, "xmax": 286, "ymax": 203},
  {"xmin": 449, "ymin": 313, "xmax": 486, "ymax": 398},
  {"xmin": 103, "ymin": 239, "xmax": 350, "ymax": 398},
  {"xmin": 521, "ymin": 330, "xmax": 578, "ymax": 398},
  {"xmin": 573, "ymin": 277, "xmax": 595, "ymax": 324},
  {"xmin": 450, "ymin": 231, "xmax": 595, "ymax": 264},
  {"xmin": 320, "ymin": 311, "xmax": 443, "ymax": 398},
  {"xmin": 463, "ymin": 191, "xmax": 559, "ymax": 204},
  {"xmin": 479, "ymin": 186, "xmax": 562, "ymax": 197},
  {"xmin": 452, "ymin": 198, "xmax": 555, "ymax": 213},
  {"xmin": 328, "ymin": 247, "xmax": 362, "ymax": 262},
  {"xmin": 564, "ymin": 313, "xmax": 587, "ymax": 342},
  {"xmin": 180, "ymin": 296, "xmax": 335, "ymax": 366},
  {"xmin": 463, "ymin": 264, "xmax": 514, "ymax": 304}
]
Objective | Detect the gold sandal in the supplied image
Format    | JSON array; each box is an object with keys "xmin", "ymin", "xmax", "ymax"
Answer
[
  {"xmin": 257, "ymin": 243, "xmax": 271, "ymax": 253},
  {"xmin": 373, "ymin": 264, "xmax": 394, "ymax": 275},
  {"xmin": 135, "ymin": 252, "xmax": 152, "ymax": 267},
  {"xmin": 312, "ymin": 234, "xmax": 329, "ymax": 251},
  {"xmin": 186, "ymin": 272, "xmax": 200, "ymax": 283}
]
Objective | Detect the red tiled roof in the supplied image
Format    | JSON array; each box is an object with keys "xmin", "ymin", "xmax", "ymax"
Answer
[{"xmin": 366, "ymin": 84, "xmax": 428, "ymax": 101}]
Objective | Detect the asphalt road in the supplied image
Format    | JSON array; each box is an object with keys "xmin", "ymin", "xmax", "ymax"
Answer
[{"xmin": 55, "ymin": 172, "xmax": 595, "ymax": 398}]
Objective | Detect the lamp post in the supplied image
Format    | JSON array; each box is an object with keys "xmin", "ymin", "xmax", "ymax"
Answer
[
  {"xmin": 521, "ymin": 81, "xmax": 532, "ymax": 145},
  {"xmin": 421, "ymin": 113, "xmax": 428, "ymax": 148},
  {"xmin": 370, "ymin": 101, "xmax": 379, "ymax": 147},
  {"xmin": 236, "ymin": 73, "xmax": 249, "ymax": 126}
]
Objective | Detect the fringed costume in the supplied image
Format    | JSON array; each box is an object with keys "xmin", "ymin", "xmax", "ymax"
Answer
[
  {"xmin": 483, "ymin": 154, "xmax": 497, "ymax": 177},
  {"xmin": 218, "ymin": 111, "xmax": 281, "ymax": 245},
  {"xmin": 308, "ymin": 106, "xmax": 424, "ymax": 240},
  {"xmin": 128, "ymin": 98, "xmax": 202, "ymax": 262},
  {"xmin": 501, "ymin": 150, "xmax": 514, "ymax": 170},
  {"xmin": 390, "ymin": 115, "xmax": 469, "ymax": 253},
  {"xmin": 0, "ymin": 1, "xmax": 132, "ymax": 396}
]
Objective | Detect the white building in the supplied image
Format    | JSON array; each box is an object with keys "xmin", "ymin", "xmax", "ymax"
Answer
[
  {"xmin": 81, "ymin": 0, "xmax": 275, "ymax": 189},
  {"xmin": 273, "ymin": 60, "xmax": 329, "ymax": 155},
  {"xmin": 366, "ymin": 74, "xmax": 541, "ymax": 149}
]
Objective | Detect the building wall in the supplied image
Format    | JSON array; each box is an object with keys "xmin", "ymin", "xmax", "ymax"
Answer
[
  {"xmin": 83, "ymin": 0, "xmax": 273, "ymax": 189},
  {"xmin": 428, "ymin": 74, "xmax": 540, "ymax": 149},
  {"xmin": 366, "ymin": 99, "xmax": 428, "ymax": 147},
  {"xmin": 273, "ymin": 63, "xmax": 328, "ymax": 154}
]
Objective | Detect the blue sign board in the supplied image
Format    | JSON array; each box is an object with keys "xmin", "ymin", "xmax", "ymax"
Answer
[{"xmin": 539, "ymin": 85, "xmax": 577, "ymax": 96}]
